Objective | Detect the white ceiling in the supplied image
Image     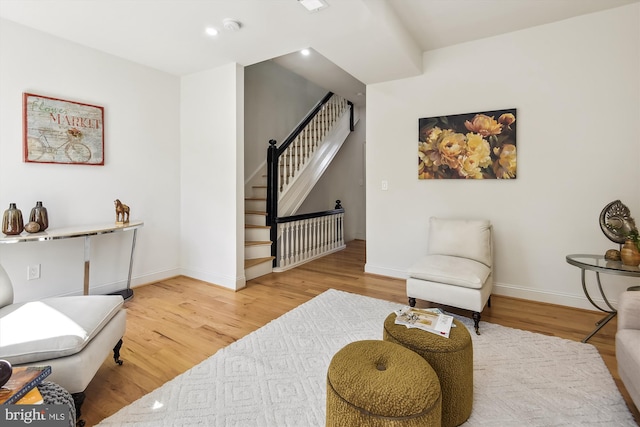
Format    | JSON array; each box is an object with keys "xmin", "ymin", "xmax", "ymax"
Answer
[{"xmin": 1, "ymin": 0, "xmax": 637, "ymax": 106}]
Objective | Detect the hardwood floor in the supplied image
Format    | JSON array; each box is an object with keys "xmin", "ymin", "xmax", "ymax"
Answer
[{"xmin": 82, "ymin": 239, "xmax": 639, "ymax": 426}]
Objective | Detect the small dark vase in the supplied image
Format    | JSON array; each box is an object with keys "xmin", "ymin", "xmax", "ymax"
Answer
[
  {"xmin": 2, "ymin": 203, "xmax": 24, "ymax": 236},
  {"xmin": 29, "ymin": 201, "xmax": 49, "ymax": 231},
  {"xmin": 0, "ymin": 359, "xmax": 12, "ymax": 388}
]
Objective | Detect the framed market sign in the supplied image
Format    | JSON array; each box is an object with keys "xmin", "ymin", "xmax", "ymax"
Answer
[{"xmin": 23, "ymin": 93, "xmax": 104, "ymax": 165}]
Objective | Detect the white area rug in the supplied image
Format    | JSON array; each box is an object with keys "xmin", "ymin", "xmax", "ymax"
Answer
[{"xmin": 98, "ymin": 289, "xmax": 636, "ymax": 426}]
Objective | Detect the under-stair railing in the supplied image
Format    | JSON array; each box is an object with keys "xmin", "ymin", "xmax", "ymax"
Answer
[{"xmin": 272, "ymin": 201, "xmax": 345, "ymax": 272}]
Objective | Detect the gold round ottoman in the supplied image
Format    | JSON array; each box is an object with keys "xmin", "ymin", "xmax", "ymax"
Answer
[
  {"xmin": 326, "ymin": 340, "xmax": 441, "ymax": 427},
  {"xmin": 383, "ymin": 313, "xmax": 473, "ymax": 427}
]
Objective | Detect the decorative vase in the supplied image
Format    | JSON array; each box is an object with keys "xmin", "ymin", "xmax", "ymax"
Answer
[
  {"xmin": 620, "ymin": 239, "xmax": 640, "ymax": 267},
  {"xmin": 2, "ymin": 203, "xmax": 24, "ymax": 236},
  {"xmin": 29, "ymin": 201, "xmax": 49, "ymax": 231},
  {"xmin": 0, "ymin": 359, "xmax": 12, "ymax": 388}
]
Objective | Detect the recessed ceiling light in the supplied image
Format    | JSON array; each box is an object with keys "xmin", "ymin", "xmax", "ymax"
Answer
[
  {"xmin": 298, "ymin": 0, "xmax": 328, "ymax": 12},
  {"xmin": 301, "ymin": 49, "xmax": 310, "ymax": 56},
  {"xmin": 205, "ymin": 27, "xmax": 218, "ymax": 36}
]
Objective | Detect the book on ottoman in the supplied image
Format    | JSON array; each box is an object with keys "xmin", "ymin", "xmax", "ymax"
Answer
[{"xmin": 0, "ymin": 365, "xmax": 51, "ymax": 405}]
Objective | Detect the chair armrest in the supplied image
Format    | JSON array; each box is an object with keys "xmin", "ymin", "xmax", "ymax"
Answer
[{"xmin": 617, "ymin": 291, "xmax": 640, "ymax": 331}]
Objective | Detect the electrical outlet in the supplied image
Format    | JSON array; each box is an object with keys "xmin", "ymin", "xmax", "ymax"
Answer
[{"xmin": 27, "ymin": 264, "xmax": 41, "ymax": 280}]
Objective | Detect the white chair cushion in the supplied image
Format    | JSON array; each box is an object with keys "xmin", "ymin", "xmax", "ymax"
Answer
[
  {"xmin": 427, "ymin": 217, "xmax": 492, "ymax": 267},
  {"xmin": 0, "ymin": 295, "xmax": 124, "ymax": 365},
  {"xmin": 408, "ymin": 254, "xmax": 491, "ymax": 289}
]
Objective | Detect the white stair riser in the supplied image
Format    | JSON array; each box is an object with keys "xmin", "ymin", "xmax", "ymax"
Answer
[
  {"xmin": 245, "ymin": 214, "xmax": 267, "ymax": 226},
  {"xmin": 245, "ymin": 244, "xmax": 272, "ymax": 259},
  {"xmin": 251, "ymin": 187, "xmax": 267, "ymax": 199},
  {"xmin": 245, "ymin": 260, "xmax": 273, "ymax": 280},
  {"xmin": 245, "ymin": 199, "xmax": 266, "ymax": 211},
  {"xmin": 245, "ymin": 227, "xmax": 270, "ymax": 241}
]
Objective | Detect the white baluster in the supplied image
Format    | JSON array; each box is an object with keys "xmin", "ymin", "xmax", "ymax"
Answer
[
  {"xmin": 314, "ymin": 115, "xmax": 319, "ymax": 149},
  {"xmin": 292, "ymin": 139, "xmax": 297, "ymax": 174},
  {"xmin": 307, "ymin": 126, "xmax": 311, "ymax": 158},
  {"xmin": 325, "ymin": 215, "xmax": 330, "ymax": 251},
  {"xmin": 282, "ymin": 222, "xmax": 289, "ymax": 266},
  {"xmin": 330, "ymin": 215, "xmax": 335, "ymax": 250},
  {"xmin": 309, "ymin": 218, "xmax": 318, "ymax": 256},
  {"xmin": 321, "ymin": 216, "xmax": 327, "ymax": 253},
  {"xmin": 330, "ymin": 98, "xmax": 335, "ymax": 124},
  {"xmin": 303, "ymin": 219, "xmax": 310, "ymax": 262},
  {"xmin": 278, "ymin": 155, "xmax": 285, "ymax": 193},
  {"xmin": 292, "ymin": 222, "xmax": 298, "ymax": 265},
  {"xmin": 312, "ymin": 217, "xmax": 318, "ymax": 257},
  {"xmin": 283, "ymin": 147, "xmax": 289, "ymax": 187},
  {"xmin": 289, "ymin": 141, "xmax": 294, "ymax": 176},
  {"xmin": 278, "ymin": 223, "xmax": 285, "ymax": 267}
]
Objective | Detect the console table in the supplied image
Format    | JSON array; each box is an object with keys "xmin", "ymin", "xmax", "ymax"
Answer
[
  {"xmin": 0, "ymin": 220, "xmax": 143, "ymax": 299},
  {"xmin": 566, "ymin": 254, "xmax": 640, "ymax": 343}
]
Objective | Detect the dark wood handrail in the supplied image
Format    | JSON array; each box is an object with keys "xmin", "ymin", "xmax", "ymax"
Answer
[
  {"xmin": 276, "ymin": 92, "xmax": 334, "ymax": 156},
  {"xmin": 276, "ymin": 201, "xmax": 344, "ymax": 224}
]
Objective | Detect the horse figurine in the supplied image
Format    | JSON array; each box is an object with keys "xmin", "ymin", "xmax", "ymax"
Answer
[{"xmin": 114, "ymin": 199, "xmax": 130, "ymax": 224}]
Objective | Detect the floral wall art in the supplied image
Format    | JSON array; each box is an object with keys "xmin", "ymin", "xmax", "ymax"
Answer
[{"xmin": 418, "ymin": 109, "xmax": 517, "ymax": 179}]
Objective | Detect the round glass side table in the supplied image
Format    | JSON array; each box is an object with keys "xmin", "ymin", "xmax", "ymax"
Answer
[{"xmin": 566, "ymin": 254, "xmax": 640, "ymax": 342}]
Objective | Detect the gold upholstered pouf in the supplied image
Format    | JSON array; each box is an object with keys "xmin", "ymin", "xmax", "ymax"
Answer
[
  {"xmin": 383, "ymin": 313, "xmax": 473, "ymax": 427},
  {"xmin": 326, "ymin": 340, "xmax": 441, "ymax": 427}
]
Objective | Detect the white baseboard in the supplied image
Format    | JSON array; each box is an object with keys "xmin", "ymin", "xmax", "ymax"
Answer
[
  {"xmin": 85, "ymin": 267, "xmax": 246, "ymax": 296},
  {"xmin": 364, "ymin": 263, "xmax": 611, "ymax": 311},
  {"xmin": 491, "ymin": 282, "xmax": 610, "ymax": 312},
  {"xmin": 180, "ymin": 267, "xmax": 245, "ymax": 291},
  {"xmin": 364, "ymin": 263, "xmax": 407, "ymax": 279},
  {"xmin": 81, "ymin": 268, "xmax": 182, "ymax": 296},
  {"xmin": 132, "ymin": 268, "xmax": 182, "ymax": 287}
]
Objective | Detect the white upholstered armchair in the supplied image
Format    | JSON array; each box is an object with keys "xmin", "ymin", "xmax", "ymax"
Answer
[
  {"xmin": 0, "ymin": 263, "xmax": 126, "ymax": 423},
  {"xmin": 616, "ymin": 290, "xmax": 640, "ymax": 411},
  {"xmin": 406, "ymin": 217, "xmax": 493, "ymax": 334}
]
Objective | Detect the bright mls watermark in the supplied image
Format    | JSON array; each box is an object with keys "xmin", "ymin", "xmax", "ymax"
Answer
[{"xmin": 2, "ymin": 405, "xmax": 68, "ymax": 426}]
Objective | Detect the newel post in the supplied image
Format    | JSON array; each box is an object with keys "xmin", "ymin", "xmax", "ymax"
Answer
[{"xmin": 266, "ymin": 139, "xmax": 279, "ymax": 261}]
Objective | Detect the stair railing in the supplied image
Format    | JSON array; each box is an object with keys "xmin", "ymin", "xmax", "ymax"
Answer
[
  {"xmin": 266, "ymin": 92, "xmax": 353, "ymax": 266},
  {"xmin": 272, "ymin": 201, "xmax": 345, "ymax": 271}
]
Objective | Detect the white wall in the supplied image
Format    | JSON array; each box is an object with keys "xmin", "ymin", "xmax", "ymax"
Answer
[
  {"xmin": 181, "ymin": 64, "xmax": 245, "ymax": 290},
  {"xmin": 0, "ymin": 19, "xmax": 182, "ymax": 302},
  {"xmin": 244, "ymin": 61, "xmax": 327, "ymax": 182},
  {"xmin": 365, "ymin": 4, "xmax": 640, "ymax": 310}
]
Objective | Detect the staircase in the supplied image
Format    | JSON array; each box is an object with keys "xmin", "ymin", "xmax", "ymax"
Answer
[
  {"xmin": 244, "ymin": 180, "xmax": 274, "ymax": 280},
  {"xmin": 244, "ymin": 93, "xmax": 354, "ymax": 280}
]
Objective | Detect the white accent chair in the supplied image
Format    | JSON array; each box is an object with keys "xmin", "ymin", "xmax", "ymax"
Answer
[
  {"xmin": 0, "ymin": 263, "xmax": 126, "ymax": 423},
  {"xmin": 406, "ymin": 217, "xmax": 493, "ymax": 334},
  {"xmin": 616, "ymin": 290, "xmax": 640, "ymax": 411}
]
